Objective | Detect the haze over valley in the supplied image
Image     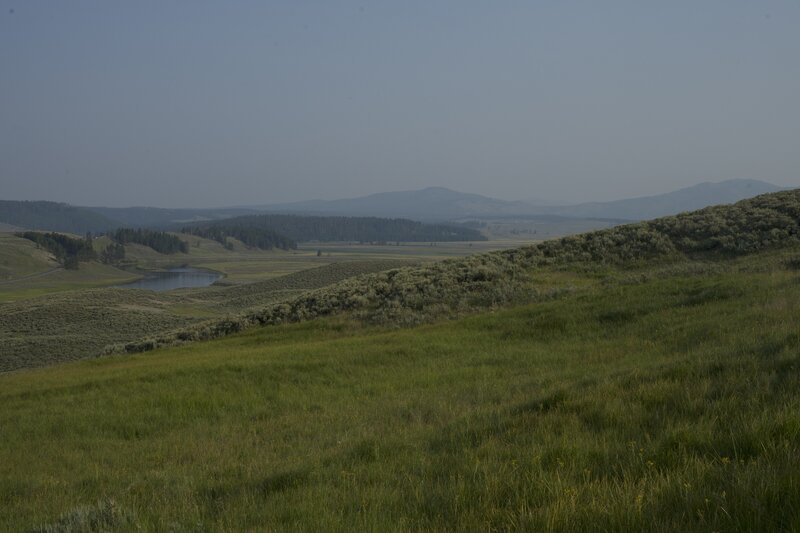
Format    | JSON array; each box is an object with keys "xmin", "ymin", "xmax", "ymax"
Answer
[{"xmin": 2, "ymin": 2, "xmax": 800, "ymax": 530}]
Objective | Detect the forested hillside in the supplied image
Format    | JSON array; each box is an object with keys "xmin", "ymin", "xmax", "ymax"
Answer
[
  {"xmin": 183, "ymin": 213, "xmax": 485, "ymax": 248},
  {"xmin": 0, "ymin": 201, "xmax": 119, "ymax": 233},
  {"xmin": 16, "ymin": 232, "xmax": 96, "ymax": 269},
  {"xmin": 110, "ymin": 228, "xmax": 188, "ymax": 254},
  {"xmin": 182, "ymin": 224, "xmax": 296, "ymax": 251}
]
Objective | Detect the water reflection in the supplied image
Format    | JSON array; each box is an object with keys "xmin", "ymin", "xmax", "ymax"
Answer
[{"xmin": 115, "ymin": 268, "xmax": 221, "ymax": 291}]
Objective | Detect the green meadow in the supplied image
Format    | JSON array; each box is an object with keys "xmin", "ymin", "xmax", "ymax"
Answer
[
  {"xmin": 3, "ymin": 190, "xmax": 800, "ymax": 530},
  {"xmin": 1, "ymin": 249, "xmax": 799, "ymax": 531}
]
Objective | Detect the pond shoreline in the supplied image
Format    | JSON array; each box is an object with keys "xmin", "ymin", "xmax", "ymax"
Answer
[{"xmin": 114, "ymin": 267, "xmax": 223, "ymax": 291}]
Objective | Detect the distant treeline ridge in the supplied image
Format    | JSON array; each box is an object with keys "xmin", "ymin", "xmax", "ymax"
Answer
[
  {"xmin": 0, "ymin": 200, "xmax": 120, "ymax": 234},
  {"xmin": 182, "ymin": 224, "xmax": 295, "ymax": 251},
  {"xmin": 182, "ymin": 214, "xmax": 485, "ymax": 250}
]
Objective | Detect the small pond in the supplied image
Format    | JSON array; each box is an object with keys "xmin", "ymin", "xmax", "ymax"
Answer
[{"xmin": 115, "ymin": 268, "xmax": 221, "ymax": 291}]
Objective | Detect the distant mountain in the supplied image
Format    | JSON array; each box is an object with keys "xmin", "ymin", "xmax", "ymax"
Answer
[
  {"xmin": 2, "ymin": 179, "xmax": 788, "ymax": 234},
  {"xmin": 254, "ymin": 180, "xmax": 789, "ymax": 222},
  {"xmin": 251, "ymin": 187, "xmax": 537, "ymax": 221},
  {"xmin": 545, "ymin": 179, "xmax": 786, "ymax": 220},
  {"xmin": 0, "ymin": 200, "xmax": 121, "ymax": 234}
]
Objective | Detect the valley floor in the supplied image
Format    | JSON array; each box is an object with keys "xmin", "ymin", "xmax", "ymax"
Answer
[
  {"xmin": 1, "ymin": 252, "xmax": 799, "ymax": 531},
  {"xmin": 0, "ymin": 235, "xmax": 526, "ymax": 372}
]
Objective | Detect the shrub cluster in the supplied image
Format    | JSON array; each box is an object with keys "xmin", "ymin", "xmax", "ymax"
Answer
[
  {"xmin": 109, "ymin": 253, "xmax": 566, "ymax": 354},
  {"xmin": 505, "ymin": 189, "xmax": 800, "ymax": 267}
]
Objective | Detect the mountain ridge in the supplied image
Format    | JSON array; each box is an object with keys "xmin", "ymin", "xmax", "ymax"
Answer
[
  {"xmin": 540, "ymin": 179, "xmax": 786, "ymax": 220},
  {"xmin": 252, "ymin": 179, "xmax": 789, "ymax": 221},
  {"xmin": 1, "ymin": 179, "xmax": 791, "ymax": 232}
]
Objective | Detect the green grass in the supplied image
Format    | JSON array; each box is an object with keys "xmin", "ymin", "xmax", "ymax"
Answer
[
  {"xmin": 0, "ymin": 233, "xmax": 141, "ymax": 302},
  {"xmin": 2, "ymin": 257, "xmax": 799, "ymax": 530},
  {"xmin": 0, "ymin": 232, "xmax": 58, "ymax": 281},
  {"xmin": 298, "ymin": 239, "xmax": 535, "ymax": 261},
  {"xmin": 0, "ymin": 262, "xmax": 140, "ymax": 303}
]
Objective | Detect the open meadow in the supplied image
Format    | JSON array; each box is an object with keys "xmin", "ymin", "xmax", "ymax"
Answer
[
  {"xmin": 3, "ymin": 4, "xmax": 798, "ymax": 529},
  {"xmin": 1, "ymin": 247, "xmax": 799, "ymax": 531},
  {"xmin": 2, "ymin": 190, "xmax": 800, "ymax": 530}
]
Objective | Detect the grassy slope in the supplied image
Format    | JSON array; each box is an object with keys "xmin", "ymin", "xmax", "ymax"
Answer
[
  {"xmin": 1, "ymin": 252, "xmax": 799, "ymax": 531},
  {"xmin": 0, "ymin": 232, "xmax": 58, "ymax": 280},
  {"xmin": 0, "ymin": 233, "xmax": 139, "ymax": 303},
  {"xmin": 0, "ymin": 262, "xmax": 140, "ymax": 303}
]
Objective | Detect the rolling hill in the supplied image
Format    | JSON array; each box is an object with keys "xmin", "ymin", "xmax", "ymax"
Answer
[
  {"xmin": 2, "ymin": 188, "xmax": 799, "ymax": 530},
  {"xmin": 118, "ymin": 187, "xmax": 800, "ymax": 353}
]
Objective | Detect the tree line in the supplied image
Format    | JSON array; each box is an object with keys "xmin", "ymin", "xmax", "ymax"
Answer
[
  {"xmin": 111, "ymin": 228, "xmax": 188, "ymax": 254},
  {"xmin": 182, "ymin": 224, "xmax": 296, "ymax": 251},
  {"xmin": 17, "ymin": 231, "xmax": 96, "ymax": 270},
  {"xmin": 182, "ymin": 214, "xmax": 485, "ymax": 249}
]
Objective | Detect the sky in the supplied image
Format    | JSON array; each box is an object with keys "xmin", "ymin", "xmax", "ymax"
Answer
[{"xmin": 1, "ymin": 1, "xmax": 799, "ymax": 208}]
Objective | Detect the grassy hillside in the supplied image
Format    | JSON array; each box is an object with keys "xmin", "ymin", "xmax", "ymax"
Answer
[
  {"xmin": 1, "ymin": 248, "xmax": 798, "ymax": 530},
  {"xmin": 0, "ymin": 233, "xmax": 139, "ymax": 302},
  {"xmin": 4, "ymin": 188, "xmax": 800, "ymax": 372},
  {"xmin": 0, "ymin": 232, "xmax": 58, "ymax": 281}
]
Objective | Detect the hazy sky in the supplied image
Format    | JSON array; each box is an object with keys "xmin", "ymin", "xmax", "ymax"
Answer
[{"xmin": 2, "ymin": 1, "xmax": 799, "ymax": 208}]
